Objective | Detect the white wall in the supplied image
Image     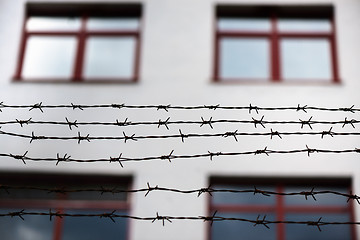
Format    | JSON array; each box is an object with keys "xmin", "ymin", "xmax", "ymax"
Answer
[{"xmin": 0, "ymin": 0, "xmax": 359, "ymax": 239}]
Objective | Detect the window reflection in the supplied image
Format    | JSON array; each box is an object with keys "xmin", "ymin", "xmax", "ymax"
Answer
[
  {"xmin": 220, "ymin": 38, "xmax": 270, "ymax": 79},
  {"xmin": 281, "ymin": 39, "xmax": 332, "ymax": 80},
  {"xmin": 87, "ymin": 18, "xmax": 139, "ymax": 30},
  {"xmin": 218, "ymin": 18, "xmax": 271, "ymax": 31},
  {"xmin": 22, "ymin": 36, "xmax": 77, "ymax": 79},
  {"xmin": 27, "ymin": 17, "xmax": 81, "ymax": 31}
]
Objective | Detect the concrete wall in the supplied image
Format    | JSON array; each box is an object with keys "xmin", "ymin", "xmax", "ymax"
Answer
[{"xmin": 0, "ymin": 0, "xmax": 359, "ymax": 239}]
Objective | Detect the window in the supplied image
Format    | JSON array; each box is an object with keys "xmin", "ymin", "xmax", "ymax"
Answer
[
  {"xmin": 209, "ymin": 177, "xmax": 355, "ymax": 240},
  {"xmin": 0, "ymin": 173, "xmax": 131, "ymax": 240},
  {"xmin": 214, "ymin": 5, "xmax": 339, "ymax": 83},
  {"xmin": 14, "ymin": 3, "xmax": 142, "ymax": 82}
]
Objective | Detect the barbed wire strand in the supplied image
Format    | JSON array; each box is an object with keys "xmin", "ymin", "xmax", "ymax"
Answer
[
  {"xmin": 0, "ymin": 210, "xmax": 359, "ymax": 230},
  {"xmin": 1, "ymin": 147, "xmax": 359, "ymax": 166},
  {"xmin": 0, "ymin": 103, "xmax": 358, "ymax": 113},
  {"xmin": 0, "ymin": 129, "xmax": 359, "ymax": 143},
  {"xmin": 0, "ymin": 117, "xmax": 358, "ymax": 129},
  {"xmin": 0, "ymin": 184, "xmax": 358, "ymax": 203}
]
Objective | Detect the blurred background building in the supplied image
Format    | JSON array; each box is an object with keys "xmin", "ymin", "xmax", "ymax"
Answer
[{"xmin": 0, "ymin": 0, "xmax": 359, "ymax": 239}]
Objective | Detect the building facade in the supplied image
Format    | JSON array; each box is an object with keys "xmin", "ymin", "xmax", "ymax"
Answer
[{"xmin": 0, "ymin": 0, "xmax": 359, "ymax": 239}]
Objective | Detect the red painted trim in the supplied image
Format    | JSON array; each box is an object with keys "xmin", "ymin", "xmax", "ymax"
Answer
[
  {"xmin": 271, "ymin": 15, "xmax": 280, "ymax": 82},
  {"xmin": 330, "ymin": 17, "xmax": 340, "ymax": 83},
  {"xmin": 214, "ymin": 11, "xmax": 339, "ymax": 83},
  {"xmin": 73, "ymin": 15, "xmax": 87, "ymax": 81},
  {"xmin": 276, "ymin": 185, "xmax": 285, "ymax": 240},
  {"xmin": 210, "ymin": 205, "xmax": 275, "ymax": 212},
  {"xmin": 14, "ymin": 16, "xmax": 29, "ymax": 80},
  {"xmin": 15, "ymin": 11, "xmax": 141, "ymax": 82},
  {"xmin": 53, "ymin": 208, "xmax": 64, "ymax": 240}
]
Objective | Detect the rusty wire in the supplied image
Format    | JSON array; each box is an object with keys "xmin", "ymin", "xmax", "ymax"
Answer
[
  {"xmin": 0, "ymin": 210, "xmax": 359, "ymax": 230},
  {"xmin": 0, "ymin": 184, "xmax": 359, "ymax": 203},
  {"xmin": 0, "ymin": 147, "xmax": 359, "ymax": 166},
  {"xmin": 0, "ymin": 102, "xmax": 358, "ymax": 113}
]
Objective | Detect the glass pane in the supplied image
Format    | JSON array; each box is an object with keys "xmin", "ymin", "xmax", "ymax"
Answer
[
  {"xmin": 22, "ymin": 36, "xmax": 77, "ymax": 78},
  {"xmin": 0, "ymin": 209, "xmax": 54, "ymax": 240},
  {"xmin": 212, "ymin": 185, "xmax": 276, "ymax": 205},
  {"xmin": 87, "ymin": 18, "xmax": 139, "ymax": 30},
  {"xmin": 281, "ymin": 38, "xmax": 332, "ymax": 80},
  {"xmin": 67, "ymin": 184, "xmax": 127, "ymax": 201},
  {"xmin": 284, "ymin": 186, "xmax": 349, "ymax": 206},
  {"xmin": 27, "ymin": 17, "xmax": 81, "ymax": 31},
  {"xmin": 220, "ymin": 38, "xmax": 270, "ymax": 79},
  {"xmin": 285, "ymin": 213, "xmax": 352, "ymax": 240},
  {"xmin": 84, "ymin": 37, "xmax": 136, "ymax": 79},
  {"xmin": 278, "ymin": 19, "xmax": 331, "ymax": 32},
  {"xmin": 218, "ymin": 18, "xmax": 271, "ymax": 31},
  {"xmin": 212, "ymin": 212, "xmax": 276, "ymax": 240},
  {"xmin": 62, "ymin": 210, "xmax": 128, "ymax": 240},
  {"xmin": 0, "ymin": 188, "xmax": 56, "ymax": 200}
]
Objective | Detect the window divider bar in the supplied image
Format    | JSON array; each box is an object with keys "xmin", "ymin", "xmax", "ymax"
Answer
[{"xmin": 73, "ymin": 15, "xmax": 87, "ymax": 81}]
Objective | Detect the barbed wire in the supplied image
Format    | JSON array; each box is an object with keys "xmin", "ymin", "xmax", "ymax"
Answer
[
  {"xmin": 0, "ymin": 147, "xmax": 359, "ymax": 165},
  {"xmin": 0, "ymin": 117, "xmax": 358, "ymax": 129},
  {"xmin": 0, "ymin": 102, "xmax": 358, "ymax": 113},
  {"xmin": 0, "ymin": 184, "xmax": 358, "ymax": 203},
  {"xmin": 0, "ymin": 210, "xmax": 358, "ymax": 229},
  {"xmin": 0, "ymin": 128, "xmax": 359, "ymax": 143}
]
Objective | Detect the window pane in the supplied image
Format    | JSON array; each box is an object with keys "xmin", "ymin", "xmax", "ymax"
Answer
[
  {"xmin": 212, "ymin": 212, "xmax": 276, "ymax": 240},
  {"xmin": 285, "ymin": 213, "xmax": 351, "ymax": 240},
  {"xmin": 218, "ymin": 18, "xmax": 271, "ymax": 31},
  {"xmin": 278, "ymin": 19, "xmax": 331, "ymax": 32},
  {"xmin": 0, "ymin": 209, "xmax": 54, "ymax": 240},
  {"xmin": 87, "ymin": 18, "xmax": 139, "ymax": 30},
  {"xmin": 220, "ymin": 38, "xmax": 270, "ymax": 79},
  {"xmin": 62, "ymin": 210, "xmax": 127, "ymax": 240},
  {"xmin": 281, "ymin": 38, "xmax": 331, "ymax": 80},
  {"xmin": 284, "ymin": 186, "xmax": 349, "ymax": 206},
  {"xmin": 212, "ymin": 185, "xmax": 276, "ymax": 205},
  {"xmin": 22, "ymin": 36, "xmax": 77, "ymax": 79},
  {"xmin": 27, "ymin": 17, "xmax": 81, "ymax": 31},
  {"xmin": 67, "ymin": 184, "xmax": 127, "ymax": 201},
  {"xmin": 84, "ymin": 37, "xmax": 136, "ymax": 79}
]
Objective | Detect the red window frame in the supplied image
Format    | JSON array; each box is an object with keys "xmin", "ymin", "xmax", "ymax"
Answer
[
  {"xmin": 0, "ymin": 173, "xmax": 132, "ymax": 240},
  {"xmin": 214, "ymin": 5, "xmax": 339, "ymax": 83},
  {"xmin": 14, "ymin": 3, "xmax": 142, "ymax": 83},
  {"xmin": 208, "ymin": 177, "xmax": 356, "ymax": 240}
]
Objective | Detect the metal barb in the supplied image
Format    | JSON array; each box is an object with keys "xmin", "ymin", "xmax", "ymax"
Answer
[
  {"xmin": 116, "ymin": 118, "xmax": 129, "ymax": 126},
  {"xmin": 321, "ymin": 127, "xmax": 334, "ymax": 138},
  {"xmin": 307, "ymin": 217, "xmax": 322, "ymax": 232},
  {"xmin": 300, "ymin": 187, "xmax": 317, "ymax": 201},
  {"xmin": 200, "ymin": 117, "xmax": 213, "ymax": 129},
  {"xmin": 65, "ymin": 117, "xmax": 78, "ymax": 130},
  {"xmin": 178, "ymin": 129, "xmax": 188, "ymax": 143},
  {"xmin": 342, "ymin": 117, "xmax": 356, "ymax": 128},
  {"xmin": 158, "ymin": 117, "xmax": 170, "ymax": 130},
  {"xmin": 30, "ymin": 131, "xmax": 45, "ymax": 143},
  {"xmin": 296, "ymin": 104, "xmax": 308, "ymax": 113},
  {"xmin": 207, "ymin": 151, "xmax": 222, "ymax": 161},
  {"xmin": 252, "ymin": 116, "xmax": 265, "ymax": 128},
  {"xmin": 223, "ymin": 130, "xmax": 238, "ymax": 142},
  {"xmin": 249, "ymin": 104, "xmax": 259, "ymax": 114},
  {"xmin": 300, "ymin": 116, "xmax": 313, "ymax": 129},
  {"xmin": 77, "ymin": 132, "xmax": 90, "ymax": 144},
  {"xmin": 56, "ymin": 153, "xmax": 71, "ymax": 166},
  {"xmin": 157, "ymin": 105, "xmax": 170, "ymax": 112},
  {"xmin": 100, "ymin": 210, "xmax": 117, "ymax": 223},
  {"xmin": 254, "ymin": 215, "xmax": 270, "ymax": 229},
  {"xmin": 16, "ymin": 118, "xmax": 32, "ymax": 127},
  {"xmin": 270, "ymin": 129, "xmax": 282, "ymax": 139},
  {"xmin": 111, "ymin": 103, "xmax": 125, "ymax": 109},
  {"xmin": 10, "ymin": 151, "xmax": 28, "ymax": 164},
  {"xmin": 122, "ymin": 132, "xmax": 137, "ymax": 143},
  {"xmin": 254, "ymin": 147, "xmax": 269, "ymax": 156},
  {"xmin": 109, "ymin": 153, "xmax": 124, "ymax": 167},
  {"xmin": 205, "ymin": 104, "xmax": 220, "ymax": 110},
  {"xmin": 160, "ymin": 150, "xmax": 174, "ymax": 162},
  {"xmin": 29, "ymin": 102, "xmax": 43, "ymax": 112},
  {"xmin": 71, "ymin": 103, "xmax": 84, "ymax": 110},
  {"xmin": 340, "ymin": 105, "xmax": 355, "ymax": 113},
  {"xmin": 152, "ymin": 212, "xmax": 172, "ymax": 226}
]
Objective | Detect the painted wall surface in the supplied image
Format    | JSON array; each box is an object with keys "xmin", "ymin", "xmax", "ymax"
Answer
[{"xmin": 0, "ymin": 0, "xmax": 359, "ymax": 239}]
